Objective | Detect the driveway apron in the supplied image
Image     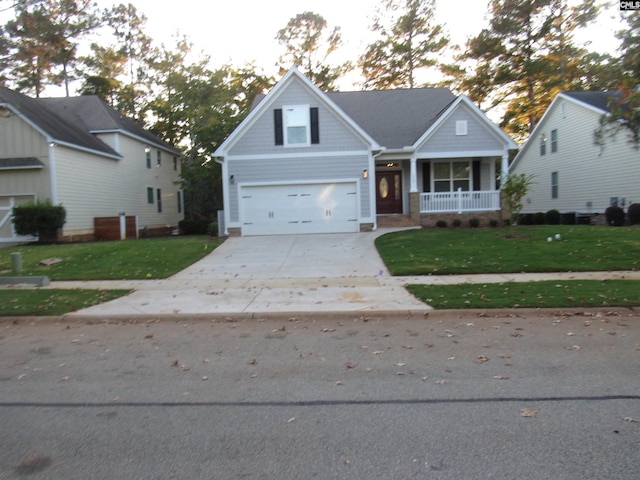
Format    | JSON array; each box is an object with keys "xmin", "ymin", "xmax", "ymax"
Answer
[{"xmin": 69, "ymin": 231, "xmax": 432, "ymax": 317}]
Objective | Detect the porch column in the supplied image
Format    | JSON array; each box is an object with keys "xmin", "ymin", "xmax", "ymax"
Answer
[
  {"xmin": 409, "ymin": 157, "xmax": 420, "ymax": 225},
  {"xmin": 410, "ymin": 157, "xmax": 418, "ymax": 192},
  {"xmin": 501, "ymin": 151, "xmax": 509, "ymax": 181}
]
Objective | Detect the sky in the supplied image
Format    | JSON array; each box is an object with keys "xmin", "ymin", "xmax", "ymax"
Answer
[
  {"xmin": 0, "ymin": 0, "xmax": 628, "ymax": 92},
  {"xmin": 110, "ymin": 0, "xmax": 626, "ymax": 89}
]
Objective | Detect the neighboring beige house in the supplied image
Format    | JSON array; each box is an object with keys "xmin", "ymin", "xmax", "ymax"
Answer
[
  {"xmin": 0, "ymin": 87, "xmax": 183, "ymax": 242},
  {"xmin": 510, "ymin": 91, "xmax": 638, "ymax": 221}
]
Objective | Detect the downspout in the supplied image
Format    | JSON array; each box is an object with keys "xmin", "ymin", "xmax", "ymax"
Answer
[
  {"xmin": 371, "ymin": 149, "xmax": 385, "ymax": 230},
  {"xmin": 214, "ymin": 155, "xmax": 230, "ymax": 236},
  {"xmin": 48, "ymin": 140, "xmax": 58, "ymax": 204}
]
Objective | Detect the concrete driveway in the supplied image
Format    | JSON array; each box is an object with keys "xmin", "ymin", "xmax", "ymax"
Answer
[{"xmin": 69, "ymin": 231, "xmax": 431, "ymax": 318}]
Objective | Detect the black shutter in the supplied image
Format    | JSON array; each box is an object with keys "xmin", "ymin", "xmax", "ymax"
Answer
[
  {"xmin": 274, "ymin": 109, "xmax": 283, "ymax": 145},
  {"xmin": 422, "ymin": 162, "xmax": 431, "ymax": 192},
  {"xmin": 472, "ymin": 159, "xmax": 481, "ymax": 191},
  {"xmin": 310, "ymin": 107, "xmax": 319, "ymax": 144}
]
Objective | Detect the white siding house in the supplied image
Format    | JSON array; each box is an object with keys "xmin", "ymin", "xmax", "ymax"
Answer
[
  {"xmin": 214, "ymin": 68, "xmax": 517, "ymax": 236},
  {"xmin": 0, "ymin": 87, "xmax": 183, "ymax": 242},
  {"xmin": 510, "ymin": 92, "xmax": 639, "ymax": 219}
]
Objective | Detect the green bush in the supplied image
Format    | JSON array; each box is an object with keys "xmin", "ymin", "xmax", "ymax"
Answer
[
  {"xmin": 533, "ymin": 212, "xmax": 546, "ymax": 224},
  {"xmin": 179, "ymin": 218, "xmax": 211, "ymax": 235},
  {"xmin": 545, "ymin": 209, "xmax": 561, "ymax": 225},
  {"xmin": 469, "ymin": 218, "xmax": 480, "ymax": 228},
  {"xmin": 605, "ymin": 206, "xmax": 625, "ymax": 226},
  {"xmin": 436, "ymin": 220, "xmax": 447, "ymax": 228},
  {"xmin": 12, "ymin": 200, "xmax": 66, "ymax": 243},
  {"xmin": 628, "ymin": 203, "xmax": 640, "ymax": 225},
  {"xmin": 489, "ymin": 219, "xmax": 499, "ymax": 228},
  {"xmin": 452, "ymin": 218, "xmax": 462, "ymax": 227},
  {"xmin": 207, "ymin": 221, "xmax": 219, "ymax": 237},
  {"xmin": 517, "ymin": 214, "xmax": 533, "ymax": 225}
]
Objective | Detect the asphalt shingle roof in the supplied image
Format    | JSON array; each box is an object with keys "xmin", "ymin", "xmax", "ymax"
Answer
[
  {"xmin": 326, "ymin": 88, "xmax": 456, "ymax": 149},
  {"xmin": 253, "ymin": 87, "xmax": 457, "ymax": 149},
  {"xmin": 0, "ymin": 157, "xmax": 44, "ymax": 169},
  {"xmin": 563, "ymin": 91, "xmax": 624, "ymax": 113},
  {"xmin": 0, "ymin": 87, "xmax": 177, "ymax": 157}
]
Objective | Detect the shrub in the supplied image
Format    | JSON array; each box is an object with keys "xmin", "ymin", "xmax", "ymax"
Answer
[
  {"xmin": 545, "ymin": 209, "xmax": 561, "ymax": 225},
  {"xmin": 533, "ymin": 212, "xmax": 546, "ymax": 225},
  {"xmin": 605, "ymin": 206, "xmax": 625, "ymax": 226},
  {"xmin": 12, "ymin": 200, "xmax": 66, "ymax": 243},
  {"xmin": 179, "ymin": 218, "xmax": 211, "ymax": 235},
  {"xmin": 436, "ymin": 220, "xmax": 447, "ymax": 228},
  {"xmin": 517, "ymin": 214, "xmax": 533, "ymax": 225},
  {"xmin": 628, "ymin": 203, "xmax": 640, "ymax": 225},
  {"xmin": 207, "ymin": 221, "xmax": 219, "ymax": 237},
  {"xmin": 452, "ymin": 218, "xmax": 462, "ymax": 227},
  {"xmin": 469, "ymin": 218, "xmax": 480, "ymax": 228},
  {"xmin": 489, "ymin": 219, "xmax": 499, "ymax": 228}
]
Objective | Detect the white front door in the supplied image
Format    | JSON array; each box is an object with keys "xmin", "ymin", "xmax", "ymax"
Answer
[{"xmin": 240, "ymin": 182, "xmax": 359, "ymax": 236}]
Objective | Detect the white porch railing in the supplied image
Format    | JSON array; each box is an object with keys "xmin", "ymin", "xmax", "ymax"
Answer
[{"xmin": 420, "ymin": 188, "xmax": 501, "ymax": 213}]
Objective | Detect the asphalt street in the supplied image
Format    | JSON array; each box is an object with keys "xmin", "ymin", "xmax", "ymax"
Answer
[{"xmin": 1, "ymin": 309, "xmax": 639, "ymax": 479}]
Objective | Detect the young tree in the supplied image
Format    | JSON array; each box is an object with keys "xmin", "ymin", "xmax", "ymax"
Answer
[
  {"xmin": 501, "ymin": 173, "xmax": 535, "ymax": 226},
  {"xmin": 454, "ymin": 0, "xmax": 600, "ymax": 141},
  {"xmin": 275, "ymin": 11, "xmax": 350, "ymax": 91},
  {"xmin": 359, "ymin": 0, "xmax": 449, "ymax": 89}
]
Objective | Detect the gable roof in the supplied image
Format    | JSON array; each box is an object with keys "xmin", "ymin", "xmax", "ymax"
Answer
[
  {"xmin": 510, "ymin": 90, "xmax": 622, "ymax": 171},
  {"xmin": 216, "ymin": 67, "xmax": 380, "ymax": 156},
  {"xmin": 562, "ymin": 91, "xmax": 624, "ymax": 114},
  {"xmin": 0, "ymin": 87, "xmax": 178, "ymax": 158},
  {"xmin": 38, "ymin": 96, "xmax": 179, "ymax": 154}
]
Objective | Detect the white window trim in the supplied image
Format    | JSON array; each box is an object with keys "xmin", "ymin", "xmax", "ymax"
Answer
[
  {"xmin": 283, "ymin": 104, "xmax": 310, "ymax": 147},
  {"xmin": 455, "ymin": 120, "xmax": 468, "ymax": 136}
]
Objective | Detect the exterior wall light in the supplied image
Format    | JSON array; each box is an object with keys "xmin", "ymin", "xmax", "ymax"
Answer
[{"xmin": 363, "ymin": 169, "xmax": 368, "ymax": 179}]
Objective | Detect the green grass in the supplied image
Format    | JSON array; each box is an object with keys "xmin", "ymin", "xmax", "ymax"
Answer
[
  {"xmin": 0, "ymin": 289, "xmax": 130, "ymax": 316},
  {"xmin": 376, "ymin": 225, "xmax": 640, "ymax": 276},
  {"xmin": 407, "ymin": 280, "xmax": 640, "ymax": 309},
  {"xmin": 0, "ymin": 236, "xmax": 222, "ymax": 280}
]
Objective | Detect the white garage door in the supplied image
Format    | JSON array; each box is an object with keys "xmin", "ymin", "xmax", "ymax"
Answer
[{"xmin": 240, "ymin": 182, "xmax": 359, "ymax": 235}]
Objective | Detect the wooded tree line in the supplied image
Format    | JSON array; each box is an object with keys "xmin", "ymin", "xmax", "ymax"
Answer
[{"xmin": 1, "ymin": 0, "xmax": 638, "ymax": 219}]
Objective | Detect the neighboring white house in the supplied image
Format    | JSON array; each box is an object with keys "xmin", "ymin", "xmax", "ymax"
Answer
[
  {"xmin": 510, "ymin": 91, "xmax": 638, "ymax": 220},
  {"xmin": 213, "ymin": 68, "xmax": 517, "ymax": 236},
  {"xmin": 0, "ymin": 87, "xmax": 183, "ymax": 242}
]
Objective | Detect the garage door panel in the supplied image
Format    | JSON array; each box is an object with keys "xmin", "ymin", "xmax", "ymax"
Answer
[{"xmin": 240, "ymin": 183, "xmax": 358, "ymax": 235}]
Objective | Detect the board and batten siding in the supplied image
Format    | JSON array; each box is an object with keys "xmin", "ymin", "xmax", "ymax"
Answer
[
  {"xmin": 0, "ymin": 114, "xmax": 52, "ymax": 199},
  {"xmin": 228, "ymin": 78, "xmax": 370, "ymax": 157},
  {"xmin": 227, "ymin": 155, "xmax": 371, "ymax": 223},
  {"xmin": 417, "ymin": 102, "xmax": 505, "ymax": 156},
  {"xmin": 511, "ymin": 97, "xmax": 639, "ymax": 214}
]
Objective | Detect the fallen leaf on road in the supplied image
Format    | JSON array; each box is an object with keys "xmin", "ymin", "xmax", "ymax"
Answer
[
  {"xmin": 248, "ymin": 359, "xmax": 258, "ymax": 365},
  {"xmin": 346, "ymin": 362, "xmax": 357, "ymax": 369},
  {"xmin": 435, "ymin": 379, "xmax": 449, "ymax": 385},
  {"xmin": 498, "ymin": 354, "xmax": 512, "ymax": 359},
  {"xmin": 287, "ymin": 417, "xmax": 296, "ymax": 423},
  {"xmin": 474, "ymin": 355, "xmax": 489, "ymax": 364},
  {"xmin": 493, "ymin": 375, "xmax": 509, "ymax": 380},
  {"xmin": 521, "ymin": 408, "xmax": 538, "ymax": 417},
  {"xmin": 624, "ymin": 417, "xmax": 639, "ymax": 423}
]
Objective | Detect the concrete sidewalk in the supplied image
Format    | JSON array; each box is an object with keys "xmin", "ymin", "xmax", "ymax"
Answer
[{"xmin": 5, "ymin": 230, "xmax": 640, "ymax": 318}]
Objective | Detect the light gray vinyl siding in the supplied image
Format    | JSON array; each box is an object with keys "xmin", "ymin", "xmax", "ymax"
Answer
[
  {"xmin": 227, "ymin": 155, "xmax": 371, "ymax": 221},
  {"xmin": 511, "ymin": 97, "xmax": 639, "ymax": 214},
  {"xmin": 229, "ymin": 77, "xmax": 369, "ymax": 156},
  {"xmin": 418, "ymin": 103, "xmax": 504, "ymax": 155}
]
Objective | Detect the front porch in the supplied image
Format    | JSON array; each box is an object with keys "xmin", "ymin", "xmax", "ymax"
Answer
[{"xmin": 374, "ymin": 155, "xmax": 507, "ymax": 228}]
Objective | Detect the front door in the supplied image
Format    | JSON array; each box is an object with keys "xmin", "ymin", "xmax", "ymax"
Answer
[{"xmin": 376, "ymin": 171, "xmax": 403, "ymax": 214}]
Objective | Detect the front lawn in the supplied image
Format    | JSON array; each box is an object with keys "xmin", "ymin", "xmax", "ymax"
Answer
[
  {"xmin": 0, "ymin": 289, "xmax": 130, "ymax": 316},
  {"xmin": 0, "ymin": 236, "xmax": 222, "ymax": 280},
  {"xmin": 376, "ymin": 225, "xmax": 640, "ymax": 276},
  {"xmin": 408, "ymin": 280, "xmax": 640, "ymax": 309}
]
